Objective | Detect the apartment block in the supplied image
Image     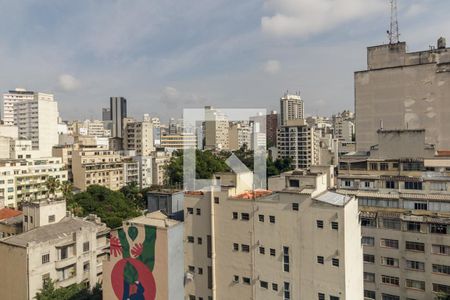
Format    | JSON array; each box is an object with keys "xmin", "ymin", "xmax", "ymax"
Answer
[
  {"xmin": 0, "ymin": 157, "xmax": 67, "ymax": 208},
  {"xmin": 266, "ymin": 111, "xmax": 278, "ymax": 147},
  {"xmin": 0, "ymin": 214, "xmax": 109, "ymax": 300},
  {"xmin": 2, "ymin": 88, "xmax": 35, "ymax": 126},
  {"xmin": 228, "ymin": 122, "xmax": 251, "ymax": 150},
  {"xmin": 204, "ymin": 106, "xmax": 229, "ymax": 150},
  {"xmin": 338, "ymin": 129, "xmax": 450, "ymax": 300},
  {"xmin": 280, "ymin": 92, "xmax": 304, "ymax": 126},
  {"xmin": 123, "ymin": 120, "xmax": 154, "ymax": 155},
  {"xmin": 184, "ymin": 171, "xmax": 363, "ymax": 300},
  {"xmin": 277, "ymin": 119, "xmax": 320, "ymax": 169},
  {"xmin": 160, "ymin": 133, "xmax": 197, "ymax": 150},
  {"xmin": 152, "ymin": 151, "xmax": 171, "ymax": 186},
  {"xmin": 133, "ymin": 155, "xmax": 153, "ymax": 188},
  {"xmin": 72, "ymin": 147, "xmax": 124, "ymax": 191}
]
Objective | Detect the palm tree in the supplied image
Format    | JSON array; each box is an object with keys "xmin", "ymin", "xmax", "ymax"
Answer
[
  {"xmin": 68, "ymin": 202, "xmax": 83, "ymax": 217},
  {"xmin": 60, "ymin": 181, "xmax": 73, "ymax": 201},
  {"xmin": 45, "ymin": 177, "xmax": 60, "ymax": 199}
]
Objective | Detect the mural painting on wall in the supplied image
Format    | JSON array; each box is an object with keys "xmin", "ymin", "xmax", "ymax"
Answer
[{"xmin": 110, "ymin": 224, "xmax": 157, "ymax": 300}]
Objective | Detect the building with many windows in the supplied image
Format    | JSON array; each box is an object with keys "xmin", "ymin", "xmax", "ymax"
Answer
[
  {"xmin": 184, "ymin": 171, "xmax": 363, "ymax": 300},
  {"xmin": 160, "ymin": 133, "xmax": 197, "ymax": 150},
  {"xmin": 280, "ymin": 92, "xmax": 304, "ymax": 126},
  {"xmin": 123, "ymin": 119, "xmax": 154, "ymax": 155},
  {"xmin": 338, "ymin": 129, "xmax": 450, "ymax": 300}
]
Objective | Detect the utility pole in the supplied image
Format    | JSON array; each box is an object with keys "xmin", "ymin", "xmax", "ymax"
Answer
[{"xmin": 387, "ymin": 0, "xmax": 400, "ymax": 44}]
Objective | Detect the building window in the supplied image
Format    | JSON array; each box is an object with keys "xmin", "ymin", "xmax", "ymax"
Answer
[
  {"xmin": 272, "ymin": 283, "xmax": 278, "ymax": 291},
  {"xmin": 258, "ymin": 214, "xmax": 264, "ymax": 222},
  {"xmin": 83, "ymin": 261, "xmax": 90, "ymax": 272},
  {"xmin": 363, "ymin": 254, "xmax": 375, "ymax": 264},
  {"xmin": 405, "ymin": 279, "xmax": 425, "ymax": 291},
  {"xmin": 198, "ymin": 237, "xmax": 202, "ymax": 245},
  {"xmin": 364, "ymin": 290, "xmax": 375, "ymax": 300},
  {"xmin": 316, "ymin": 220, "xmax": 324, "ymax": 228},
  {"xmin": 214, "ymin": 197, "xmax": 220, "ymax": 204},
  {"xmin": 283, "ymin": 246, "xmax": 289, "ymax": 272},
  {"xmin": 188, "ymin": 265, "xmax": 195, "ymax": 272},
  {"xmin": 233, "ymin": 243, "xmax": 239, "ymax": 251},
  {"xmin": 380, "ymin": 163, "xmax": 388, "ymax": 170},
  {"xmin": 385, "ymin": 181, "xmax": 395, "ymax": 189},
  {"xmin": 369, "ymin": 163, "xmax": 378, "ymax": 170},
  {"xmin": 283, "ymin": 282, "xmax": 290, "ymax": 300},
  {"xmin": 407, "ymin": 222, "xmax": 421, "ymax": 232},
  {"xmin": 405, "ymin": 181, "xmax": 422, "ymax": 190},
  {"xmin": 430, "ymin": 223, "xmax": 447, "ymax": 234},
  {"xmin": 233, "ymin": 275, "xmax": 239, "ymax": 283},
  {"xmin": 241, "ymin": 244, "xmax": 250, "ymax": 252},
  {"xmin": 270, "ymin": 248, "xmax": 276, "ymax": 256},
  {"xmin": 406, "ymin": 260, "xmax": 425, "ymax": 271},
  {"xmin": 381, "ymin": 294, "xmax": 399, "ymax": 300},
  {"xmin": 332, "ymin": 258, "xmax": 339, "ymax": 267},
  {"xmin": 331, "ymin": 222, "xmax": 338, "ymax": 230},
  {"xmin": 432, "ymin": 244, "xmax": 450, "ymax": 256},
  {"xmin": 269, "ymin": 215, "xmax": 275, "ymax": 223},
  {"xmin": 432, "ymin": 264, "xmax": 450, "ymax": 275},
  {"xmin": 24, "ymin": 215, "xmax": 28, "ymax": 222},
  {"xmin": 381, "ymin": 275, "xmax": 399, "ymax": 286},
  {"xmin": 243, "ymin": 277, "xmax": 251, "ymax": 285},
  {"xmin": 259, "ymin": 247, "xmax": 265, "ymax": 255},
  {"xmin": 318, "ymin": 293, "xmax": 325, "ymax": 300},
  {"xmin": 364, "ymin": 272, "xmax": 375, "ymax": 282},
  {"xmin": 317, "ymin": 256, "xmax": 324, "ymax": 264},
  {"xmin": 42, "ymin": 273, "xmax": 50, "ymax": 287},
  {"xmin": 60, "ymin": 247, "xmax": 68, "ymax": 260},
  {"xmin": 330, "ymin": 297, "xmax": 339, "ymax": 300},
  {"xmin": 187, "ymin": 236, "xmax": 195, "ymax": 243},
  {"xmin": 48, "ymin": 215, "xmax": 55, "ymax": 223},
  {"xmin": 196, "ymin": 208, "xmax": 201, "ymax": 215},
  {"xmin": 381, "ymin": 257, "xmax": 399, "ymax": 268},
  {"xmin": 241, "ymin": 213, "xmax": 250, "ymax": 221},
  {"xmin": 361, "ymin": 218, "xmax": 376, "ymax": 227},
  {"xmin": 405, "ymin": 241, "xmax": 425, "ymax": 252},
  {"xmin": 198, "ymin": 267, "xmax": 203, "ymax": 275},
  {"xmin": 414, "ymin": 202, "xmax": 427, "ymax": 210},
  {"xmin": 292, "ymin": 203, "xmax": 299, "ymax": 211},
  {"xmin": 232, "ymin": 212, "xmax": 238, "ymax": 219},
  {"xmin": 187, "ymin": 207, "xmax": 194, "ymax": 214},
  {"xmin": 380, "ymin": 238, "xmax": 398, "ymax": 249},
  {"xmin": 83, "ymin": 242, "xmax": 90, "ymax": 252},
  {"xmin": 260, "ymin": 281, "xmax": 268, "ymax": 289},
  {"xmin": 433, "ymin": 283, "xmax": 450, "ymax": 294},
  {"xmin": 362, "ymin": 236, "xmax": 375, "ymax": 246},
  {"xmin": 42, "ymin": 253, "xmax": 50, "ymax": 264},
  {"xmin": 382, "ymin": 218, "xmax": 401, "ymax": 230}
]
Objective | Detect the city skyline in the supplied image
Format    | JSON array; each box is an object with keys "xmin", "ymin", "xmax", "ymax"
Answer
[{"xmin": 1, "ymin": 1, "xmax": 449, "ymax": 121}]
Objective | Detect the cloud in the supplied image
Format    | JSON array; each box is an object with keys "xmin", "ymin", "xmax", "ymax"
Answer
[
  {"xmin": 58, "ymin": 74, "xmax": 80, "ymax": 91},
  {"xmin": 404, "ymin": 3, "xmax": 427, "ymax": 18},
  {"xmin": 261, "ymin": 0, "xmax": 386, "ymax": 38},
  {"xmin": 263, "ymin": 60, "xmax": 281, "ymax": 74},
  {"xmin": 160, "ymin": 86, "xmax": 206, "ymax": 108}
]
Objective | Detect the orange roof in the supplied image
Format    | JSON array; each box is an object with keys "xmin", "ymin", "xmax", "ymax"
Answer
[
  {"xmin": 233, "ymin": 189, "xmax": 272, "ymax": 200},
  {"xmin": 437, "ymin": 150, "xmax": 450, "ymax": 157},
  {"xmin": 185, "ymin": 191, "xmax": 204, "ymax": 196},
  {"xmin": 0, "ymin": 208, "xmax": 22, "ymax": 221}
]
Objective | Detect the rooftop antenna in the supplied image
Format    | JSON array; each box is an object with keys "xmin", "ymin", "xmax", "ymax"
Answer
[{"xmin": 387, "ymin": 0, "xmax": 400, "ymax": 44}]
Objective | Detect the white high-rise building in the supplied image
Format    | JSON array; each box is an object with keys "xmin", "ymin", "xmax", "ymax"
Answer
[
  {"xmin": 2, "ymin": 88, "xmax": 35, "ymax": 125},
  {"xmin": 280, "ymin": 92, "xmax": 304, "ymax": 126},
  {"xmin": 13, "ymin": 92, "xmax": 59, "ymax": 157}
]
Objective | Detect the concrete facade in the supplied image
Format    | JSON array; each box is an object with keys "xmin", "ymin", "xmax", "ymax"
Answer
[{"xmin": 280, "ymin": 93, "xmax": 304, "ymax": 126}]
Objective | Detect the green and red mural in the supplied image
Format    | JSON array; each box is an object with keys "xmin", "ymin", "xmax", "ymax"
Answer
[{"xmin": 110, "ymin": 225, "xmax": 157, "ymax": 300}]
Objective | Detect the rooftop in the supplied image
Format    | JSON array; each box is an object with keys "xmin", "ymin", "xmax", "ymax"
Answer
[
  {"xmin": 127, "ymin": 211, "xmax": 181, "ymax": 228},
  {"xmin": 232, "ymin": 189, "xmax": 273, "ymax": 200},
  {"xmin": 313, "ymin": 191, "xmax": 352, "ymax": 206},
  {"xmin": 0, "ymin": 217, "xmax": 101, "ymax": 247},
  {"xmin": 0, "ymin": 208, "xmax": 22, "ymax": 221}
]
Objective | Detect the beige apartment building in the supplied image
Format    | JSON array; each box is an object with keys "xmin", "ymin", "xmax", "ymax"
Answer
[
  {"xmin": 280, "ymin": 92, "xmax": 304, "ymax": 126},
  {"xmin": 338, "ymin": 129, "xmax": 450, "ymax": 300},
  {"xmin": 160, "ymin": 133, "xmax": 197, "ymax": 150},
  {"xmin": 152, "ymin": 151, "xmax": 171, "ymax": 186},
  {"xmin": 277, "ymin": 119, "xmax": 320, "ymax": 169},
  {"xmin": 204, "ymin": 106, "xmax": 229, "ymax": 150},
  {"xmin": 0, "ymin": 157, "xmax": 67, "ymax": 208},
  {"xmin": 0, "ymin": 204, "xmax": 109, "ymax": 300},
  {"xmin": 123, "ymin": 119, "xmax": 154, "ymax": 155},
  {"xmin": 228, "ymin": 122, "xmax": 251, "ymax": 151},
  {"xmin": 72, "ymin": 147, "xmax": 124, "ymax": 191},
  {"xmin": 184, "ymin": 171, "xmax": 363, "ymax": 300}
]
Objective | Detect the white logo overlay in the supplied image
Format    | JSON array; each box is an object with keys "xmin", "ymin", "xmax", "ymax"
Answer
[{"xmin": 183, "ymin": 108, "xmax": 267, "ymax": 192}]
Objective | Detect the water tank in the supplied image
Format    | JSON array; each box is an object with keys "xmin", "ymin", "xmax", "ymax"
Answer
[{"xmin": 437, "ymin": 37, "xmax": 446, "ymax": 49}]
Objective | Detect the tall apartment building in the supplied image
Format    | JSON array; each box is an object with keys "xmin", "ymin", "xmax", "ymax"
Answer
[
  {"xmin": 69, "ymin": 120, "xmax": 111, "ymax": 137},
  {"xmin": 152, "ymin": 151, "xmax": 171, "ymax": 186},
  {"xmin": 184, "ymin": 171, "xmax": 363, "ymax": 299},
  {"xmin": 266, "ymin": 111, "xmax": 278, "ymax": 147},
  {"xmin": 0, "ymin": 213, "xmax": 109, "ymax": 300},
  {"xmin": 228, "ymin": 122, "xmax": 251, "ymax": 150},
  {"xmin": 102, "ymin": 211, "xmax": 184, "ymax": 300},
  {"xmin": 277, "ymin": 119, "xmax": 320, "ymax": 169},
  {"xmin": 332, "ymin": 111, "xmax": 355, "ymax": 142},
  {"xmin": 133, "ymin": 156, "xmax": 153, "ymax": 189},
  {"xmin": 280, "ymin": 92, "xmax": 304, "ymax": 125},
  {"xmin": 160, "ymin": 133, "xmax": 197, "ymax": 150},
  {"xmin": 71, "ymin": 147, "xmax": 124, "ymax": 191},
  {"xmin": 204, "ymin": 106, "xmax": 229, "ymax": 150},
  {"xmin": 8, "ymin": 90, "xmax": 59, "ymax": 157},
  {"xmin": 123, "ymin": 119, "xmax": 154, "ymax": 155},
  {"xmin": 355, "ymin": 38, "xmax": 450, "ymax": 151},
  {"xmin": 110, "ymin": 97, "xmax": 127, "ymax": 138},
  {"xmin": 337, "ymin": 129, "xmax": 450, "ymax": 300},
  {"xmin": 0, "ymin": 157, "xmax": 67, "ymax": 208}
]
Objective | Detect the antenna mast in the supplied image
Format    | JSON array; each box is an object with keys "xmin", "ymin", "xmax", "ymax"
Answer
[{"xmin": 388, "ymin": 0, "xmax": 400, "ymax": 44}]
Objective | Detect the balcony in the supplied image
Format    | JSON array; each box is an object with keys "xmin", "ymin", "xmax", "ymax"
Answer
[
  {"xmin": 57, "ymin": 275, "xmax": 77, "ymax": 287},
  {"xmin": 55, "ymin": 256, "xmax": 77, "ymax": 269}
]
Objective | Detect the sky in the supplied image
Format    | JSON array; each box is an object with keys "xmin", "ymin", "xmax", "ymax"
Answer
[{"xmin": 0, "ymin": 0, "xmax": 449, "ymax": 122}]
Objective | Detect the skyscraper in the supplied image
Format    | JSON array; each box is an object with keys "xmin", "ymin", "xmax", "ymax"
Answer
[
  {"xmin": 2, "ymin": 88, "xmax": 35, "ymax": 126},
  {"xmin": 280, "ymin": 92, "xmax": 304, "ymax": 125},
  {"xmin": 110, "ymin": 97, "xmax": 127, "ymax": 138}
]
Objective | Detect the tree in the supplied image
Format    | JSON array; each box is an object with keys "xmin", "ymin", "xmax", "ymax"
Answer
[
  {"xmin": 45, "ymin": 177, "xmax": 60, "ymax": 199},
  {"xmin": 35, "ymin": 279, "xmax": 101, "ymax": 300},
  {"xmin": 435, "ymin": 293, "xmax": 450, "ymax": 300},
  {"xmin": 120, "ymin": 181, "xmax": 144, "ymax": 209},
  {"xmin": 60, "ymin": 181, "xmax": 73, "ymax": 201}
]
